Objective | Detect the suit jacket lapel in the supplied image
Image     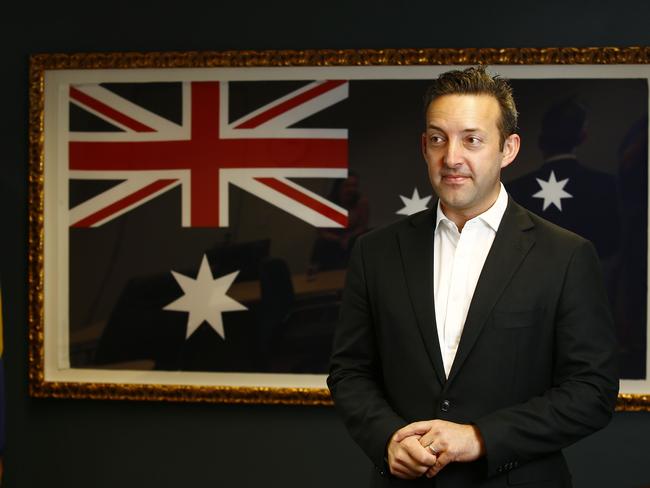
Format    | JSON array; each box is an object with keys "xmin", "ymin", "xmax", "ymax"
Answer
[
  {"xmin": 446, "ymin": 199, "xmax": 536, "ymax": 384},
  {"xmin": 397, "ymin": 209, "xmax": 446, "ymax": 386}
]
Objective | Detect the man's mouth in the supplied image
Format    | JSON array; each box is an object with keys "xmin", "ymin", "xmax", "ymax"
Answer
[{"xmin": 441, "ymin": 174, "xmax": 470, "ymax": 184}]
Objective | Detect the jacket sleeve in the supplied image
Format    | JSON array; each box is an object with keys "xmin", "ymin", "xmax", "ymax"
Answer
[
  {"xmin": 474, "ymin": 240, "xmax": 619, "ymax": 477},
  {"xmin": 327, "ymin": 237, "xmax": 407, "ymax": 474}
]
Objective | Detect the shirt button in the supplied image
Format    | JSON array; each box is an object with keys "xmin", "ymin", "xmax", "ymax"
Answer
[{"xmin": 440, "ymin": 399, "xmax": 451, "ymax": 412}]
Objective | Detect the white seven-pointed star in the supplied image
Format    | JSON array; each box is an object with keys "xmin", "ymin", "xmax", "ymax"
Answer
[
  {"xmin": 532, "ymin": 171, "xmax": 573, "ymax": 211},
  {"xmin": 396, "ymin": 187, "xmax": 432, "ymax": 215},
  {"xmin": 163, "ymin": 254, "xmax": 247, "ymax": 340}
]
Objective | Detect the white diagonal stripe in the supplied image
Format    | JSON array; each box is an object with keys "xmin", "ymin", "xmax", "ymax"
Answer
[
  {"xmin": 218, "ymin": 168, "xmax": 347, "ymax": 227},
  {"xmin": 69, "ymin": 170, "xmax": 189, "ymax": 227},
  {"xmin": 70, "ymin": 83, "xmax": 186, "ymax": 138},
  {"xmin": 220, "ymin": 81, "xmax": 348, "ymax": 139}
]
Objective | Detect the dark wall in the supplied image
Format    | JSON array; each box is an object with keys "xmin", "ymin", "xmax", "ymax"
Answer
[{"xmin": 2, "ymin": 1, "xmax": 650, "ymax": 487}]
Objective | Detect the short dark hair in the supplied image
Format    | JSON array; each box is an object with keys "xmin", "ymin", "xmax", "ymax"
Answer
[
  {"xmin": 538, "ymin": 97, "xmax": 586, "ymax": 155},
  {"xmin": 423, "ymin": 65, "xmax": 518, "ymax": 147}
]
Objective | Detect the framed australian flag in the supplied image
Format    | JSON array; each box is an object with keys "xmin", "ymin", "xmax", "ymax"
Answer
[{"xmin": 28, "ymin": 48, "xmax": 650, "ymax": 408}]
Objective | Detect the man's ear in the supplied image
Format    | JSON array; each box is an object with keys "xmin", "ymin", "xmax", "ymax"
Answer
[{"xmin": 501, "ymin": 133, "xmax": 520, "ymax": 169}]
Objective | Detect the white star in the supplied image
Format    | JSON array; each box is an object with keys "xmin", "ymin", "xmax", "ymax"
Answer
[
  {"xmin": 396, "ymin": 187, "xmax": 432, "ymax": 216},
  {"xmin": 532, "ymin": 171, "xmax": 573, "ymax": 211},
  {"xmin": 163, "ymin": 254, "xmax": 247, "ymax": 340}
]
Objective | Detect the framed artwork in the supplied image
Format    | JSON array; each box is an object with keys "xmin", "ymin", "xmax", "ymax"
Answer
[{"xmin": 28, "ymin": 47, "xmax": 650, "ymax": 408}]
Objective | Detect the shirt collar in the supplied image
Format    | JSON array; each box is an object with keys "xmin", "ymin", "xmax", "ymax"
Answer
[
  {"xmin": 435, "ymin": 182, "xmax": 508, "ymax": 232},
  {"xmin": 545, "ymin": 153, "xmax": 577, "ymax": 163}
]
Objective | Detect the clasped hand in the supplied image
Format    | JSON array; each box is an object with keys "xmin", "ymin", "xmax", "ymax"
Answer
[{"xmin": 386, "ymin": 419, "xmax": 485, "ymax": 479}]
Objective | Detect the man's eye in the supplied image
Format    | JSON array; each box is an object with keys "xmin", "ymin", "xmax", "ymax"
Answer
[
  {"xmin": 430, "ymin": 135, "xmax": 445, "ymax": 144},
  {"xmin": 466, "ymin": 136, "xmax": 482, "ymax": 145}
]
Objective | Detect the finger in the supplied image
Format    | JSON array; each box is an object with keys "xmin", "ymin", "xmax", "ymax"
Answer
[
  {"xmin": 421, "ymin": 434, "xmax": 449, "ymax": 457},
  {"xmin": 390, "ymin": 457, "xmax": 427, "ymax": 479},
  {"xmin": 426, "ymin": 462, "xmax": 441, "ymax": 478},
  {"xmin": 388, "ymin": 439, "xmax": 427, "ymax": 478},
  {"xmin": 426, "ymin": 443, "xmax": 439, "ymax": 457},
  {"xmin": 426, "ymin": 452, "xmax": 451, "ymax": 478},
  {"xmin": 419, "ymin": 435, "xmax": 438, "ymax": 453},
  {"xmin": 397, "ymin": 450, "xmax": 432, "ymax": 474},
  {"xmin": 418, "ymin": 434, "xmax": 433, "ymax": 447},
  {"xmin": 394, "ymin": 421, "xmax": 433, "ymax": 442},
  {"xmin": 394, "ymin": 441, "xmax": 436, "ymax": 477},
  {"xmin": 402, "ymin": 440, "xmax": 437, "ymax": 467},
  {"xmin": 436, "ymin": 451, "xmax": 451, "ymax": 468}
]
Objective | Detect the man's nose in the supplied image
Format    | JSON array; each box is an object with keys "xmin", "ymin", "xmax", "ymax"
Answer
[{"xmin": 443, "ymin": 140, "xmax": 463, "ymax": 167}]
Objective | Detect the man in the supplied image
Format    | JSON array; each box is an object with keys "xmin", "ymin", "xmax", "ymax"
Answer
[
  {"xmin": 506, "ymin": 96, "xmax": 620, "ymax": 260},
  {"xmin": 327, "ymin": 66, "xmax": 618, "ymax": 487}
]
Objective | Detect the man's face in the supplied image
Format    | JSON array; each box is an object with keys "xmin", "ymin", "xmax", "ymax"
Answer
[{"xmin": 422, "ymin": 94, "xmax": 520, "ymax": 223}]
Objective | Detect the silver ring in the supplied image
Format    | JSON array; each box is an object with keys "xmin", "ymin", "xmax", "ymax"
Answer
[{"xmin": 428, "ymin": 444, "xmax": 438, "ymax": 455}]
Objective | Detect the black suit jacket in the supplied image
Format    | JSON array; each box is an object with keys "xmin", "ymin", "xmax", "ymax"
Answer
[{"xmin": 327, "ymin": 197, "xmax": 618, "ymax": 487}]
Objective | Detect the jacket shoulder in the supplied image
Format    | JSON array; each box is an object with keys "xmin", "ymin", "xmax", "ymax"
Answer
[{"xmin": 357, "ymin": 209, "xmax": 432, "ymax": 246}]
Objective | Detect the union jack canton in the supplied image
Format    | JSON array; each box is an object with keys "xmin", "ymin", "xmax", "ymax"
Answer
[{"xmin": 68, "ymin": 80, "xmax": 350, "ymax": 228}]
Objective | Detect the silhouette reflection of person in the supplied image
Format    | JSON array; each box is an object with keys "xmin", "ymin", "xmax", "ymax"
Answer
[
  {"xmin": 506, "ymin": 97, "xmax": 620, "ymax": 260},
  {"xmin": 309, "ymin": 171, "xmax": 370, "ymax": 271}
]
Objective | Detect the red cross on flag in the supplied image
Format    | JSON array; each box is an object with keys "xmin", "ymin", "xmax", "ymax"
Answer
[{"xmin": 69, "ymin": 80, "xmax": 349, "ymax": 228}]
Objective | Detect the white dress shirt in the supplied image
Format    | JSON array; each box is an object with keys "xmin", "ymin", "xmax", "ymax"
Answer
[{"xmin": 434, "ymin": 183, "xmax": 508, "ymax": 377}]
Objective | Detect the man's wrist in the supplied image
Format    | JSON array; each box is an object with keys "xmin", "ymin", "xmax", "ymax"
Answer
[{"xmin": 471, "ymin": 425, "xmax": 486, "ymax": 458}]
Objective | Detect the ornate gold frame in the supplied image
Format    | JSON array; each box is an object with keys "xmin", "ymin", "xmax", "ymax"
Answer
[{"xmin": 29, "ymin": 47, "xmax": 650, "ymax": 408}]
